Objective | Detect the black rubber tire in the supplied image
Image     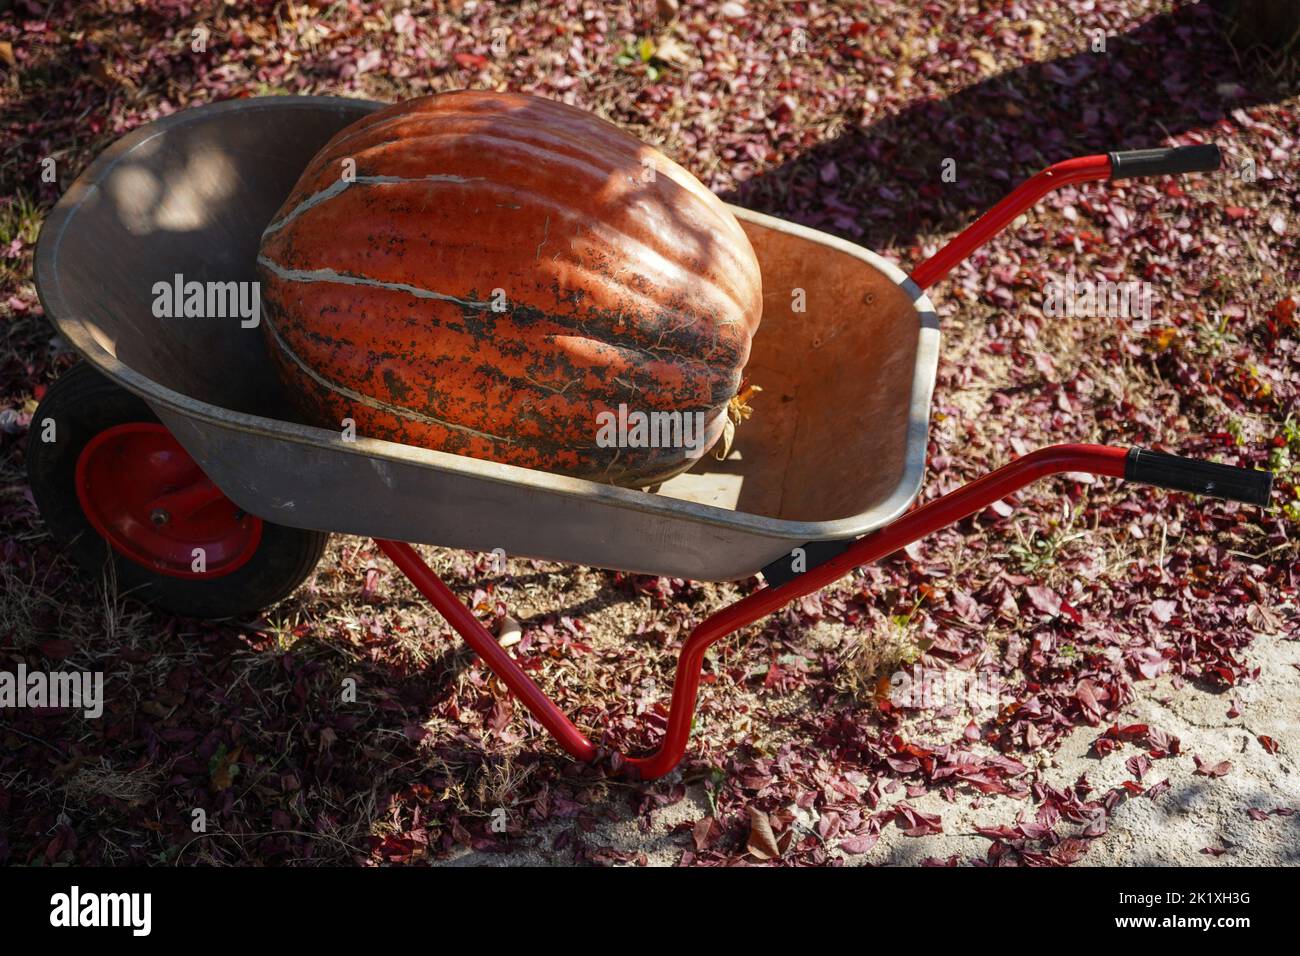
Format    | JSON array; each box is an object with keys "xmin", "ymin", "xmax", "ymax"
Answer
[{"xmin": 26, "ymin": 362, "xmax": 329, "ymax": 619}]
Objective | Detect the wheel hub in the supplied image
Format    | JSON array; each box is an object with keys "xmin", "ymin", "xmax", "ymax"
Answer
[{"xmin": 74, "ymin": 423, "xmax": 261, "ymax": 579}]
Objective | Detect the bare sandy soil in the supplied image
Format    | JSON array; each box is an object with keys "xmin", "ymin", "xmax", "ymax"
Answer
[{"xmin": 434, "ymin": 606, "xmax": 1298, "ymax": 867}]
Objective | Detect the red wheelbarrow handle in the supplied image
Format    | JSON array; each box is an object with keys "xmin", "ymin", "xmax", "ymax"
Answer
[
  {"xmin": 909, "ymin": 144, "xmax": 1221, "ymax": 290},
  {"xmin": 375, "ymin": 442, "xmax": 1270, "ymax": 781}
]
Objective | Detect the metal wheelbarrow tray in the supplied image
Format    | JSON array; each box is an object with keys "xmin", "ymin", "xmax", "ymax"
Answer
[
  {"xmin": 31, "ymin": 96, "xmax": 1274, "ymax": 780},
  {"xmin": 35, "ymin": 96, "xmax": 939, "ymax": 583}
]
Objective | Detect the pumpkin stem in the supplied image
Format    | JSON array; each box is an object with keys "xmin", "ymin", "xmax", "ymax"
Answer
[{"xmin": 714, "ymin": 384, "xmax": 762, "ymax": 460}]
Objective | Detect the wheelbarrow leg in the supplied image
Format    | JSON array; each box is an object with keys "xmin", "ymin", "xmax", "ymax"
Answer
[
  {"xmin": 374, "ymin": 538, "xmax": 600, "ymax": 764},
  {"xmin": 376, "ymin": 444, "xmax": 1270, "ymax": 781}
]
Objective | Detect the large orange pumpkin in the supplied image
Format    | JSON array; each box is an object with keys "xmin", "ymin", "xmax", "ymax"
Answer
[{"xmin": 257, "ymin": 91, "xmax": 762, "ymax": 486}]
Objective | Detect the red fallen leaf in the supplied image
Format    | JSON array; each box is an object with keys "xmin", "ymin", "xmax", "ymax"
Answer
[
  {"xmin": 1090, "ymin": 722, "xmax": 1149, "ymax": 755},
  {"xmin": 816, "ymin": 810, "xmax": 842, "ymax": 840},
  {"xmin": 762, "ymin": 662, "xmax": 784, "ymax": 689},
  {"xmin": 1120, "ymin": 781, "xmax": 1144, "ymax": 796},
  {"xmin": 1129, "ymin": 646, "xmax": 1169, "ymax": 680},
  {"xmin": 360, "ymin": 566, "xmax": 380, "ymax": 600},
  {"xmin": 1150, "ymin": 599, "xmax": 1177, "ymax": 623},
  {"xmin": 956, "ymin": 776, "xmax": 1014, "ymax": 796},
  {"xmin": 1227, "ymin": 699, "xmax": 1241, "ymax": 718},
  {"xmin": 1052, "ymin": 838, "xmax": 1089, "ymax": 864},
  {"xmin": 893, "ymin": 803, "xmax": 943, "ymax": 837},
  {"xmin": 1091, "ymin": 736, "xmax": 1119, "ymax": 758},
  {"xmin": 1146, "ymin": 727, "xmax": 1181, "ymax": 758},
  {"xmin": 951, "ymin": 588, "xmax": 980, "ymax": 621},
  {"xmin": 39, "ymin": 639, "xmax": 76, "ymax": 661},
  {"xmin": 975, "ymin": 824, "xmax": 1022, "ymax": 840},
  {"xmin": 402, "ymin": 722, "xmax": 429, "ymax": 742},
  {"xmin": 1024, "ymin": 814, "xmax": 1056, "ymax": 839},
  {"xmin": 1201, "ymin": 846, "xmax": 1228, "ymax": 857},
  {"xmin": 1273, "ymin": 808, "xmax": 1297, "ymax": 817},
  {"xmin": 797, "ymin": 592, "xmax": 823, "ymax": 618},
  {"xmin": 1267, "ymin": 296, "xmax": 1297, "ymax": 334},
  {"xmin": 1258, "ymin": 735, "xmax": 1280, "ymax": 754},
  {"xmin": 839, "ymin": 831, "xmax": 879, "ymax": 855},
  {"xmin": 1076, "ymin": 682, "xmax": 1105, "ymax": 724},
  {"xmin": 1026, "ymin": 585, "xmax": 1062, "ymax": 617},
  {"xmin": 897, "ymin": 741, "xmax": 935, "ymax": 760},
  {"xmin": 746, "ymin": 806, "xmax": 787, "ymax": 860},
  {"xmin": 1058, "ymin": 599, "xmax": 1083, "ymax": 625},
  {"xmin": 1126, "ymin": 754, "xmax": 1151, "ymax": 781},
  {"xmin": 1114, "ymin": 723, "xmax": 1149, "ymax": 741},
  {"xmin": 1193, "ymin": 755, "xmax": 1232, "ymax": 778},
  {"xmin": 1146, "ymin": 779, "xmax": 1172, "ymax": 801},
  {"xmin": 450, "ymin": 819, "xmax": 473, "ymax": 846},
  {"xmin": 1082, "ymin": 811, "xmax": 1109, "ymax": 836},
  {"xmin": 1246, "ymin": 808, "xmax": 1269, "ymax": 822},
  {"xmin": 692, "ymin": 816, "xmax": 722, "ymax": 851},
  {"xmin": 1224, "ymin": 206, "xmax": 1250, "ymax": 220},
  {"xmin": 454, "ymin": 52, "xmax": 488, "ymax": 69}
]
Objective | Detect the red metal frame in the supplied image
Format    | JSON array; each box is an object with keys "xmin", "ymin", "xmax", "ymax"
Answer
[
  {"xmin": 377, "ymin": 444, "xmax": 1129, "ymax": 780},
  {"xmin": 909, "ymin": 154, "xmax": 1113, "ymax": 290},
  {"xmin": 76, "ymin": 422, "xmax": 263, "ymax": 579}
]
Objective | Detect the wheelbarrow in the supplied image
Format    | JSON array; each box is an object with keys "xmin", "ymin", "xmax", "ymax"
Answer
[{"xmin": 29, "ymin": 96, "xmax": 1273, "ymax": 780}]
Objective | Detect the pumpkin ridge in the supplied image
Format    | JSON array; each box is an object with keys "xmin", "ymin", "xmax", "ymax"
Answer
[
  {"xmin": 322, "ymin": 113, "xmax": 644, "ymax": 172},
  {"xmin": 261, "ymin": 184, "xmax": 756, "ymax": 335},
  {"xmin": 267, "ymin": 310, "xmax": 723, "ymax": 458},
  {"xmin": 319, "ymin": 93, "xmax": 650, "ymax": 167},
  {"xmin": 300, "ymin": 126, "xmax": 641, "ymax": 206},
  {"xmin": 261, "ymin": 278, "xmax": 737, "ymax": 400},
  {"xmin": 277, "ymin": 134, "xmax": 752, "ymax": 279},
  {"xmin": 260, "ymin": 310, "xmax": 521, "ymax": 446},
  {"xmin": 295, "ymin": 110, "xmax": 749, "ymax": 245},
  {"xmin": 313, "ymin": 96, "xmax": 739, "ymax": 241},
  {"xmin": 261, "ymin": 253, "xmax": 745, "ymax": 375},
  {"xmin": 265, "ymin": 298, "xmax": 738, "ymax": 418},
  {"xmin": 257, "ymin": 255, "xmax": 491, "ymax": 310},
  {"xmin": 337, "ymin": 126, "xmax": 744, "ymax": 242},
  {"xmin": 262, "ymin": 173, "xmax": 485, "ymax": 237}
]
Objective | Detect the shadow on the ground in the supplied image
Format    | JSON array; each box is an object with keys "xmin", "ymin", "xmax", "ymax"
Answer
[{"xmin": 724, "ymin": 3, "xmax": 1297, "ymax": 255}]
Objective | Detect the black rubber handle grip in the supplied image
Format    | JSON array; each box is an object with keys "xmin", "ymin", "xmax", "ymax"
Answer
[
  {"xmin": 1125, "ymin": 447, "xmax": 1273, "ymax": 506},
  {"xmin": 1108, "ymin": 145, "xmax": 1222, "ymax": 180}
]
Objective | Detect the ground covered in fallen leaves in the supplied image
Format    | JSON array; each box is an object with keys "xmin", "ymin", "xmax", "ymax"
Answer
[{"xmin": 0, "ymin": 0, "xmax": 1297, "ymax": 866}]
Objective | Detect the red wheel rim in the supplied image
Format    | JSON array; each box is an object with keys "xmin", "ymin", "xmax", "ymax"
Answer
[{"xmin": 75, "ymin": 423, "xmax": 262, "ymax": 579}]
